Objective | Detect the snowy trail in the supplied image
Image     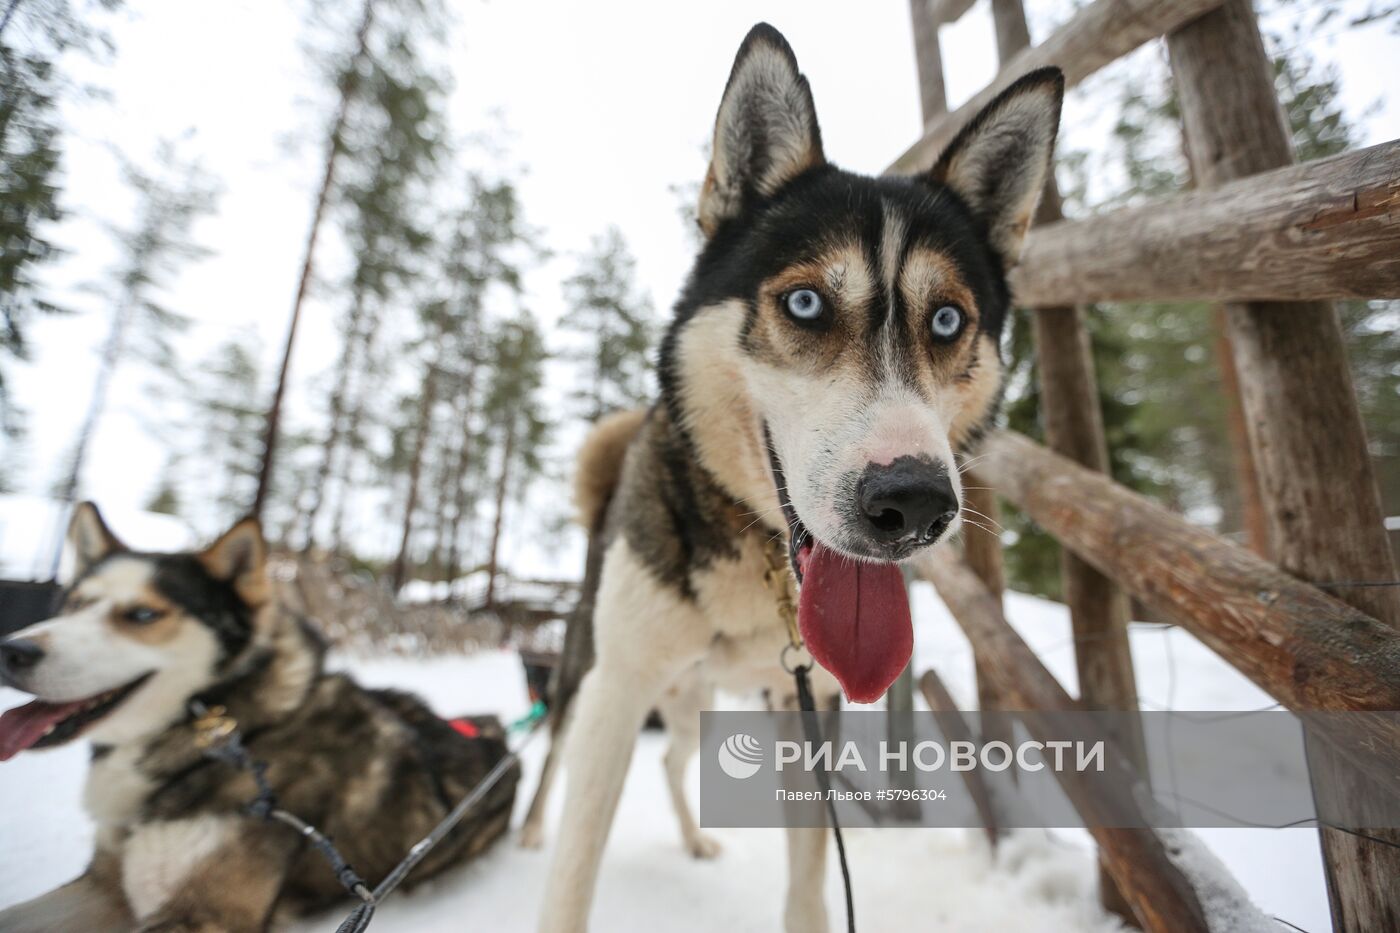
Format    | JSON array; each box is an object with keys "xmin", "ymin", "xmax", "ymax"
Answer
[{"xmin": 0, "ymin": 589, "xmax": 1329, "ymax": 930}]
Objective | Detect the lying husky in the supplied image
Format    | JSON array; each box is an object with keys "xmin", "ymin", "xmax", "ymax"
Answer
[
  {"xmin": 540, "ymin": 24, "xmax": 1061, "ymax": 933},
  {"xmin": 0, "ymin": 504, "xmax": 517, "ymax": 933}
]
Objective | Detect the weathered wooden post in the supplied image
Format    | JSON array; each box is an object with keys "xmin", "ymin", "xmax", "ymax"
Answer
[
  {"xmin": 1212, "ymin": 308, "xmax": 1270, "ymax": 557},
  {"xmin": 962, "ymin": 479, "xmax": 1011, "ymax": 721},
  {"xmin": 908, "ymin": 0, "xmax": 948, "ymax": 125},
  {"xmin": 988, "ymin": 0, "xmax": 1145, "ymax": 920},
  {"xmin": 1167, "ymin": 3, "xmax": 1400, "ymax": 928}
]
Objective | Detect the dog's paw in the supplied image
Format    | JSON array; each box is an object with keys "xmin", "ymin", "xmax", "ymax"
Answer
[
  {"xmin": 685, "ymin": 831, "xmax": 722, "ymax": 859},
  {"xmin": 518, "ymin": 822, "xmax": 545, "ymax": 850}
]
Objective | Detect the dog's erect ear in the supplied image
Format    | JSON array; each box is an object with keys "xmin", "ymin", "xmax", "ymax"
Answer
[
  {"xmin": 198, "ymin": 517, "xmax": 270, "ymax": 607},
  {"xmin": 66, "ymin": 502, "xmax": 126, "ymax": 580},
  {"xmin": 697, "ymin": 23, "xmax": 825, "ymax": 238},
  {"xmin": 929, "ymin": 67, "xmax": 1064, "ymax": 267}
]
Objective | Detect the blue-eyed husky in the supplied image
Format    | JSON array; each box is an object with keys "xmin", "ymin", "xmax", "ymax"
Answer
[{"xmin": 539, "ymin": 23, "xmax": 1062, "ymax": 932}]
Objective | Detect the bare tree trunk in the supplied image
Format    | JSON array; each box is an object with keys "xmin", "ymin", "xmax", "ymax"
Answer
[
  {"xmin": 300, "ymin": 289, "xmax": 368, "ymax": 550},
  {"xmin": 327, "ymin": 404, "xmax": 363, "ymax": 557},
  {"xmin": 443, "ymin": 437, "xmax": 471, "ymax": 588},
  {"xmin": 441, "ymin": 355, "xmax": 480, "ymax": 591},
  {"xmin": 252, "ymin": 0, "xmax": 376, "ymax": 519},
  {"xmin": 56, "ymin": 302, "xmax": 132, "ymax": 506},
  {"xmin": 327, "ymin": 308, "xmax": 384, "ymax": 558},
  {"xmin": 390, "ymin": 363, "xmax": 439, "ymax": 593},
  {"xmin": 49, "ymin": 300, "xmax": 134, "ymax": 576},
  {"xmin": 483, "ymin": 416, "xmax": 516, "ymax": 611},
  {"xmin": 428, "ymin": 451, "xmax": 452, "ymax": 581}
]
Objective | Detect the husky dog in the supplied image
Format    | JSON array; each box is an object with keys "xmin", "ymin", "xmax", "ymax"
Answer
[
  {"xmin": 539, "ymin": 24, "xmax": 1061, "ymax": 933},
  {"xmin": 0, "ymin": 504, "xmax": 517, "ymax": 933},
  {"xmin": 519, "ymin": 408, "xmax": 825, "ymax": 862}
]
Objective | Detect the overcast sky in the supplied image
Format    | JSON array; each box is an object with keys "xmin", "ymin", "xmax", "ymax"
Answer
[{"xmin": 5, "ymin": 0, "xmax": 1397, "ymax": 574}]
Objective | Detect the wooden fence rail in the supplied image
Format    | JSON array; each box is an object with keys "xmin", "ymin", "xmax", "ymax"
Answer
[
  {"xmin": 1011, "ymin": 139, "xmax": 1400, "ymax": 306},
  {"xmin": 975, "ymin": 431, "xmax": 1400, "ymax": 714}
]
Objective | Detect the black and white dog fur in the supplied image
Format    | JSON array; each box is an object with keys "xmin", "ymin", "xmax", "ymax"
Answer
[
  {"xmin": 539, "ymin": 23, "xmax": 1061, "ymax": 933},
  {"xmin": 0, "ymin": 504, "xmax": 517, "ymax": 932}
]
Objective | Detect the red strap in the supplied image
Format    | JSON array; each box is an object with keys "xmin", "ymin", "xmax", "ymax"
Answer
[{"xmin": 449, "ymin": 718, "xmax": 481, "ymax": 739}]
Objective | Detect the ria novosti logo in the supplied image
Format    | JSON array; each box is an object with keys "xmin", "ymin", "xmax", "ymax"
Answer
[{"xmin": 717, "ymin": 733, "xmax": 764, "ymax": 779}]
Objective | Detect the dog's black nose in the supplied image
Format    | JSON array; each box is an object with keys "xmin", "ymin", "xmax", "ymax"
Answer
[
  {"xmin": 0, "ymin": 639, "xmax": 45, "ymax": 675},
  {"xmin": 857, "ymin": 457, "xmax": 958, "ymax": 544}
]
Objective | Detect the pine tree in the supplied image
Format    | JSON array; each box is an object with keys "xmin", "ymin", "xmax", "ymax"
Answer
[
  {"xmin": 193, "ymin": 335, "xmax": 266, "ymax": 526},
  {"xmin": 385, "ymin": 176, "xmax": 535, "ymax": 590},
  {"xmin": 144, "ymin": 457, "xmax": 181, "ymax": 515},
  {"xmin": 480, "ymin": 314, "xmax": 550, "ymax": 609},
  {"xmin": 560, "ymin": 228, "xmax": 654, "ymax": 422},
  {"xmin": 299, "ymin": 5, "xmax": 446, "ymax": 551},
  {"xmin": 54, "ymin": 144, "xmax": 217, "ymax": 510},
  {"xmin": 253, "ymin": 0, "xmax": 376, "ymax": 519},
  {"xmin": 0, "ymin": 0, "xmax": 123, "ymax": 435}
]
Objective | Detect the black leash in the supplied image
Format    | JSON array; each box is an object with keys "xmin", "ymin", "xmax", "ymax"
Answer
[
  {"xmin": 191, "ymin": 702, "xmax": 377, "ymax": 908},
  {"xmin": 765, "ymin": 532, "xmax": 857, "ymax": 933},
  {"xmin": 793, "ymin": 663, "xmax": 857, "ymax": 933}
]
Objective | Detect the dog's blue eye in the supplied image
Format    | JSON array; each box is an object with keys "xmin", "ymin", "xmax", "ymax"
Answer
[
  {"xmin": 930, "ymin": 305, "xmax": 964, "ymax": 341},
  {"xmin": 123, "ymin": 607, "xmax": 163, "ymax": 624},
  {"xmin": 784, "ymin": 288, "xmax": 824, "ymax": 322}
]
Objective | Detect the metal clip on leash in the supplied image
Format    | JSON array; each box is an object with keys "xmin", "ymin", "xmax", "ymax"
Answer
[{"xmin": 763, "ymin": 539, "xmax": 857, "ymax": 933}]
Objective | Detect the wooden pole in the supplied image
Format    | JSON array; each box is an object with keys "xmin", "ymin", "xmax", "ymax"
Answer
[
  {"xmin": 962, "ymin": 480, "xmax": 1011, "ymax": 718},
  {"xmin": 918, "ymin": 669, "xmax": 1000, "ymax": 847},
  {"xmin": 1167, "ymin": 4, "xmax": 1400, "ymax": 927},
  {"xmin": 1008, "ymin": 139, "xmax": 1400, "ymax": 307},
  {"xmin": 988, "ymin": 0, "xmax": 1143, "ymax": 919},
  {"xmin": 1212, "ymin": 307, "xmax": 1269, "ymax": 557},
  {"xmin": 908, "ymin": 0, "xmax": 948, "ymax": 127},
  {"xmin": 252, "ymin": 0, "xmax": 376, "ymax": 520},
  {"xmin": 927, "ymin": 0, "xmax": 978, "ymax": 28},
  {"xmin": 390, "ymin": 363, "xmax": 439, "ymax": 593},
  {"xmin": 922, "ymin": 555, "xmax": 1212, "ymax": 933}
]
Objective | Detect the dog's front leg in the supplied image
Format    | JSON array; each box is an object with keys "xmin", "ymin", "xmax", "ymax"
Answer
[
  {"xmin": 657, "ymin": 667, "xmax": 720, "ymax": 859},
  {"xmin": 125, "ymin": 817, "xmax": 297, "ymax": 933},
  {"xmin": 538, "ymin": 541, "xmax": 710, "ymax": 933}
]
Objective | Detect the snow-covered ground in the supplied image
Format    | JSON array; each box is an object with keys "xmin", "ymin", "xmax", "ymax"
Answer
[{"xmin": 0, "ymin": 587, "xmax": 1328, "ymax": 931}]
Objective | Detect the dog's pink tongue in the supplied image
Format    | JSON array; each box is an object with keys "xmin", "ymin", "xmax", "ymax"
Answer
[
  {"xmin": 797, "ymin": 542, "xmax": 913, "ymax": 704},
  {"xmin": 0, "ymin": 698, "xmax": 82, "ymax": 762}
]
